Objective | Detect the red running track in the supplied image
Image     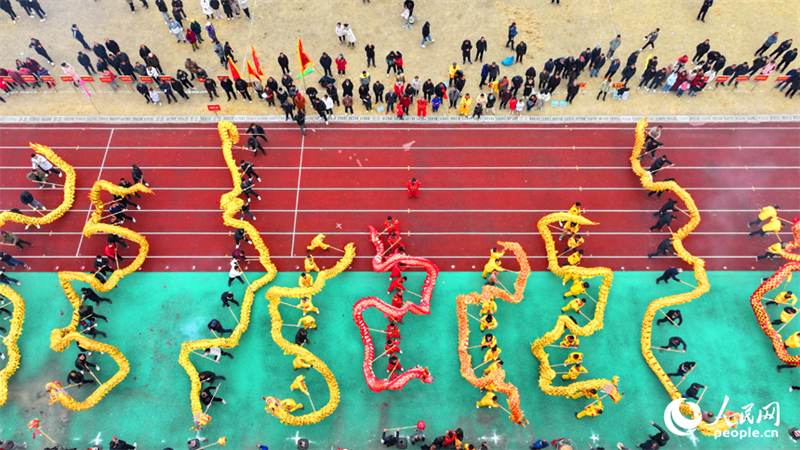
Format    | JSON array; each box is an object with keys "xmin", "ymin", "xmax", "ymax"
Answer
[{"xmin": 0, "ymin": 122, "xmax": 798, "ymax": 273}]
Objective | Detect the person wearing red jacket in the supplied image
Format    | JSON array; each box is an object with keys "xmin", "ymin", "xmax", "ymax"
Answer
[
  {"xmin": 388, "ymin": 276, "xmax": 407, "ymax": 293},
  {"xmin": 416, "ymin": 97, "xmax": 427, "ymax": 117},
  {"xmin": 400, "ymin": 94, "xmax": 412, "ymax": 113},
  {"xmin": 335, "ymin": 54, "xmax": 347, "ymax": 75},
  {"xmin": 385, "ymin": 216, "xmax": 399, "ymax": 234},
  {"xmin": 407, "ymin": 178, "xmax": 421, "ymax": 198},
  {"xmin": 386, "ymin": 323, "xmax": 401, "ymax": 340},
  {"xmin": 385, "ymin": 339, "xmax": 401, "ymax": 355},
  {"xmin": 387, "ymin": 355, "xmax": 402, "ymax": 373},
  {"xmin": 391, "ymin": 291, "xmax": 404, "ymax": 308},
  {"xmin": 396, "ymin": 101, "xmax": 405, "ymax": 120},
  {"xmin": 390, "ymin": 262, "xmax": 406, "ymax": 279},
  {"xmin": 105, "ymin": 243, "xmax": 125, "ymax": 264}
]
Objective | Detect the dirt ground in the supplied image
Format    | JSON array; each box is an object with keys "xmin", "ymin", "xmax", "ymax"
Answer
[{"xmin": 0, "ymin": 0, "xmax": 798, "ymax": 117}]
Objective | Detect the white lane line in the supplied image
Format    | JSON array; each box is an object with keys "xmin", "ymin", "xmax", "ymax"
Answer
[
  {"xmin": 289, "ymin": 134, "xmax": 305, "ymax": 256},
  {"xmin": 75, "ymin": 129, "xmax": 114, "ymax": 257},
  {"xmin": 2, "ymin": 187, "xmax": 798, "ymax": 192},
  {"xmin": 3, "ymin": 166, "xmax": 799, "ymax": 170}
]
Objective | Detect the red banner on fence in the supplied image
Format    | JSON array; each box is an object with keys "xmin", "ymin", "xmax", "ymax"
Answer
[
  {"xmin": 714, "ymin": 75, "xmax": 730, "ymax": 82},
  {"xmin": 41, "ymin": 76, "xmax": 54, "ymax": 82},
  {"xmin": 1, "ymin": 77, "xmax": 13, "ymax": 83},
  {"xmin": 140, "ymin": 76, "xmax": 154, "ymax": 83},
  {"xmin": 120, "ymin": 76, "xmax": 134, "ymax": 82},
  {"xmin": 577, "ymin": 82, "xmax": 586, "ymax": 88},
  {"xmin": 217, "ymin": 75, "xmax": 229, "ymax": 80},
  {"xmin": 21, "ymin": 76, "xmax": 36, "ymax": 82},
  {"xmin": 735, "ymin": 75, "xmax": 749, "ymax": 82},
  {"xmin": 612, "ymin": 82, "xmax": 626, "ymax": 88},
  {"xmin": 60, "ymin": 76, "xmax": 75, "ymax": 82},
  {"xmin": 207, "ymin": 104, "xmax": 221, "ymax": 111},
  {"xmin": 776, "ymin": 76, "xmax": 790, "ymax": 82},
  {"xmin": 753, "ymin": 75, "xmax": 769, "ymax": 82},
  {"xmin": 100, "ymin": 77, "xmax": 113, "ymax": 83},
  {"xmin": 160, "ymin": 76, "xmax": 172, "ymax": 82},
  {"xmin": 80, "ymin": 76, "xmax": 95, "ymax": 82}
]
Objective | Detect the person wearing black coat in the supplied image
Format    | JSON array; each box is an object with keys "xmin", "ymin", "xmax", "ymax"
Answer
[
  {"xmin": 77, "ymin": 51, "xmax": 94, "ymax": 75},
  {"xmin": 171, "ymin": 79, "xmax": 189, "ymax": 100},
  {"xmin": 136, "ymin": 82, "xmax": 150, "ymax": 103},
  {"xmin": 547, "ymin": 74, "xmax": 561, "ymax": 92},
  {"xmin": 454, "ymin": 76, "xmax": 466, "ymax": 92},
  {"xmin": 784, "ymin": 75, "xmax": 800, "ymax": 99},
  {"xmin": 364, "ymin": 43, "xmax": 376, "ymax": 67},
  {"xmin": 119, "ymin": 60, "xmax": 135, "ymax": 79},
  {"xmin": 538, "ymin": 69, "xmax": 550, "ymax": 89},
  {"xmin": 770, "ymin": 39, "xmax": 793, "ymax": 60},
  {"xmin": 385, "ymin": 91, "xmax": 397, "ymax": 112},
  {"xmin": 105, "ymin": 38, "xmax": 120, "ymax": 55},
  {"xmin": 487, "ymin": 62, "xmax": 500, "ymax": 83},
  {"xmin": 93, "ymin": 43, "xmax": 109, "ymax": 64},
  {"xmin": 319, "ymin": 52, "xmax": 333, "ymax": 77},
  {"xmin": 589, "ymin": 46, "xmax": 601, "ymax": 66},
  {"xmin": 475, "ymin": 37, "xmax": 487, "ymax": 62},
  {"xmin": 342, "ymin": 78, "xmax": 354, "ymax": 97},
  {"xmin": 158, "ymin": 79, "xmax": 178, "ymax": 103},
  {"xmin": 305, "ymin": 86, "xmax": 318, "ymax": 101},
  {"xmin": 648, "ymin": 68, "xmax": 667, "ymax": 91},
  {"xmin": 626, "ymin": 50, "xmax": 640, "ymax": 67},
  {"xmin": 326, "ymin": 84, "xmax": 340, "ymax": 106},
  {"xmin": 220, "ymin": 77, "xmax": 236, "ymax": 100},
  {"xmin": 510, "ymin": 75, "xmax": 523, "ymax": 97},
  {"xmin": 138, "ymin": 44, "xmax": 151, "ymax": 61},
  {"xmin": 236, "ymin": 78, "xmax": 252, "ymax": 102},
  {"xmin": 515, "ymin": 41, "xmax": 527, "ymax": 63},
  {"xmin": 434, "ymin": 82, "xmax": 446, "ymax": 99},
  {"xmin": 563, "ymin": 56, "xmax": 574, "ymax": 74},
  {"xmin": 777, "ymin": 48, "xmax": 797, "ymax": 73},
  {"xmin": 590, "ymin": 55, "xmax": 606, "ymax": 77},
  {"xmin": 373, "ymin": 81, "xmax": 384, "ymax": 103},
  {"xmin": 693, "ymin": 39, "xmax": 710, "ymax": 64},
  {"xmin": 620, "ymin": 64, "xmax": 637, "ymax": 84},
  {"xmin": 358, "ymin": 84, "xmax": 369, "ymax": 99},
  {"xmin": 748, "ymin": 56, "xmax": 767, "ymax": 77},
  {"xmin": 461, "ymin": 39, "xmax": 473, "ymax": 64},
  {"xmin": 729, "ymin": 62, "xmax": 748, "ymax": 87},
  {"xmin": 554, "ymin": 57, "xmax": 565, "ymax": 76},
  {"xmin": 204, "ymin": 77, "xmax": 219, "ymax": 100},
  {"xmin": 107, "ymin": 54, "xmax": 122, "ymax": 75},
  {"xmin": 524, "ymin": 66, "xmax": 536, "ymax": 80},
  {"xmin": 277, "ymin": 52, "xmax": 290, "ymax": 75},
  {"xmin": 422, "ymin": 79, "xmax": 434, "ymax": 100},
  {"xmin": 565, "ymin": 81, "xmax": 579, "ymax": 104},
  {"xmin": 604, "ymin": 59, "xmax": 620, "ymax": 79},
  {"xmin": 523, "ymin": 77, "xmax": 535, "ymax": 97},
  {"xmin": 280, "ymin": 74, "xmax": 293, "ymax": 89},
  {"xmin": 95, "ymin": 59, "xmax": 108, "ymax": 73},
  {"xmin": 293, "ymin": 110, "xmax": 307, "ymax": 136},
  {"xmin": 421, "ymin": 21, "xmax": 432, "ymax": 47}
]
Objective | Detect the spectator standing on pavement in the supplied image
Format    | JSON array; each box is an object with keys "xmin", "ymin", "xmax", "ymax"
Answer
[
  {"xmin": 72, "ymin": 25, "xmax": 91, "ymax": 51},
  {"xmin": 641, "ymin": 28, "xmax": 659, "ymax": 51},
  {"xmin": 755, "ymin": 32, "xmax": 779, "ymax": 57},
  {"xmin": 697, "ymin": 0, "xmax": 713, "ymax": 22},
  {"xmin": 607, "ymin": 34, "xmax": 621, "ymax": 59},
  {"xmin": 29, "ymin": 39, "xmax": 54, "ymax": 65}
]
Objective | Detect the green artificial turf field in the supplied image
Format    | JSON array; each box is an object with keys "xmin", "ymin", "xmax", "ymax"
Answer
[{"xmin": 0, "ymin": 270, "xmax": 796, "ymax": 450}]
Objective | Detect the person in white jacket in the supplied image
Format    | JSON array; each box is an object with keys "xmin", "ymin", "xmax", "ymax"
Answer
[
  {"xmin": 237, "ymin": 0, "xmax": 251, "ymax": 21},
  {"xmin": 200, "ymin": 0, "xmax": 213, "ymax": 19},
  {"xmin": 31, "ymin": 154, "xmax": 62, "ymax": 178},
  {"xmin": 345, "ymin": 24, "xmax": 356, "ymax": 47},
  {"xmin": 335, "ymin": 23, "xmax": 346, "ymax": 43}
]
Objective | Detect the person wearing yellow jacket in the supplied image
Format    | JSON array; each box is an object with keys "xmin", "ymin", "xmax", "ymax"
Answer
[
  {"xmin": 567, "ymin": 202, "xmax": 582, "ymax": 216},
  {"xmin": 476, "ymin": 392, "xmax": 499, "ymax": 408},
  {"xmin": 571, "ymin": 387, "xmax": 598, "ymax": 400},
  {"xmin": 293, "ymin": 355, "xmax": 312, "ymax": 370},
  {"xmin": 565, "ymin": 250, "xmax": 584, "ymax": 266},
  {"xmin": 304, "ymin": 254, "xmax": 320, "ymax": 272},
  {"xmin": 299, "ymin": 272, "xmax": 314, "ymax": 288},
  {"xmin": 561, "ymin": 297, "xmax": 586, "ymax": 314},
  {"xmin": 281, "ymin": 398, "xmax": 304, "ymax": 412},
  {"xmin": 564, "ymin": 280, "xmax": 590, "ymax": 298},
  {"xmin": 459, "ymin": 94, "xmax": 472, "ymax": 115},
  {"xmin": 480, "ymin": 313, "xmax": 498, "ymax": 331},
  {"xmin": 767, "ymin": 291, "xmax": 797, "ymax": 307},
  {"xmin": 290, "ymin": 374, "xmax": 309, "ymax": 394},
  {"xmin": 747, "ymin": 205, "xmax": 780, "ymax": 228},
  {"xmin": 482, "ymin": 259, "xmax": 504, "ymax": 278},
  {"xmin": 490, "ymin": 247, "xmax": 505, "ymax": 260},
  {"xmin": 448, "ymin": 62, "xmax": 460, "ymax": 86},
  {"xmin": 298, "ymin": 315, "xmax": 317, "ymax": 329},
  {"xmin": 480, "ymin": 298, "xmax": 497, "ymax": 315},
  {"xmin": 559, "ymin": 221, "xmax": 581, "ymax": 241},
  {"xmin": 749, "ymin": 216, "xmax": 783, "ymax": 239},
  {"xmin": 480, "ymin": 333, "xmax": 496, "ymax": 349},
  {"xmin": 784, "ymin": 331, "xmax": 800, "ymax": 349},
  {"xmin": 306, "ymin": 233, "xmax": 330, "ymax": 251},
  {"xmin": 483, "ymin": 345, "xmax": 502, "ymax": 363},
  {"xmin": 561, "ymin": 334, "xmax": 579, "ymax": 347},
  {"xmin": 298, "ymin": 296, "xmax": 319, "ymax": 315},
  {"xmin": 576, "ymin": 399, "xmax": 603, "ymax": 419},
  {"xmin": 483, "ymin": 360, "xmax": 503, "ymax": 375},
  {"xmin": 564, "ymin": 352, "xmax": 583, "ymax": 365},
  {"xmin": 562, "ymin": 363, "xmax": 588, "ymax": 380},
  {"xmin": 771, "ymin": 307, "xmax": 797, "ymax": 326},
  {"xmin": 566, "ymin": 234, "xmax": 585, "ymax": 252}
]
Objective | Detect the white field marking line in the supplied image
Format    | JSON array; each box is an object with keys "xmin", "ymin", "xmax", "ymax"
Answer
[
  {"xmin": 5, "ymin": 208, "xmax": 799, "ymax": 214},
  {"xmin": 1, "ymin": 145, "xmax": 799, "ymax": 150},
  {"xmin": 1, "ymin": 126, "xmax": 800, "ymax": 131},
  {"xmin": 3, "ymin": 187, "xmax": 798, "ymax": 192},
  {"xmin": 13, "ymin": 231, "xmax": 796, "ymax": 236},
  {"xmin": 289, "ymin": 134, "xmax": 305, "ymax": 256},
  {"xmin": 3, "ymin": 165, "xmax": 799, "ymax": 170},
  {"xmin": 16, "ymin": 255, "xmax": 779, "ymax": 259},
  {"xmin": 75, "ymin": 129, "xmax": 114, "ymax": 257}
]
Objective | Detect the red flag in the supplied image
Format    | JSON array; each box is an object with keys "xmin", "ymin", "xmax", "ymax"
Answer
[
  {"xmin": 246, "ymin": 59, "xmax": 261, "ymax": 81},
  {"xmin": 228, "ymin": 56, "xmax": 242, "ymax": 81},
  {"xmin": 297, "ymin": 38, "xmax": 314, "ymax": 75},
  {"xmin": 250, "ymin": 45, "xmax": 263, "ymax": 76}
]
